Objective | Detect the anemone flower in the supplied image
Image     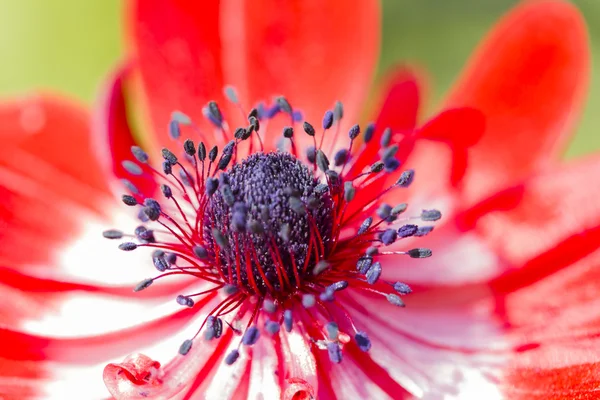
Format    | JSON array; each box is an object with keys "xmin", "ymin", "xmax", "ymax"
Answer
[{"xmin": 0, "ymin": 0, "xmax": 596, "ymax": 399}]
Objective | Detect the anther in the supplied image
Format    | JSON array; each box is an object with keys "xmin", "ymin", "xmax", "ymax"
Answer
[
  {"xmin": 162, "ymin": 161, "xmax": 172, "ymax": 175},
  {"xmin": 169, "ymin": 120, "xmax": 181, "ymax": 140},
  {"xmin": 334, "ymin": 149, "xmax": 349, "ymax": 167},
  {"xmin": 208, "ymin": 146, "xmax": 218, "ymax": 163},
  {"xmin": 283, "ymin": 126, "xmax": 294, "ymax": 138},
  {"xmin": 178, "ymin": 339, "xmax": 193, "ymax": 355},
  {"xmin": 225, "ymin": 349, "xmax": 240, "ymax": 365},
  {"xmin": 407, "ymin": 248, "xmax": 432, "ymax": 258},
  {"xmin": 119, "ymin": 242, "xmax": 138, "ymax": 251},
  {"xmin": 302, "ymin": 294, "xmax": 316, "ymax": 308},
  {"xmin": 329, "ymin": 281, "xmax": 348, "ymax": 292},
  {"xmin": 223, "ymin": 284, "xmax": 239, "ymax": 295},
  {"xmin": 380, "ymin": 127, "xmax": 392, "ymax": 147},
  {"xmin": 313, "ymin": 260, "xmax": 331, "ymax": 276},
  {"xmin": 206, "ymin": 177, "xmax": 219, "ymax": 196},
  {"xmin": 396, "ymin": 170, "xmax": 415, "ymax": 187},
  {"xmin": 398, "ymin": 224, "xmax": 418, "ymax": 238},
  {"xmin": 415, "ymin": 226, "xmax": 434, "ymax": 237},
  {"xmin": 370, "ymin": 161, "xmax": 385, "ymax": 173},
  {"xmin": 333, "ymin": 101, "xmax": 344, "ymax": 121},
  {"xmin": 358, "ymin": 217, "xmax": 373, "ymax": 235},
  {"xmin": 355, "ymin": 332, "xmax": 371, "ymax": 352},
  {"xmin": 348, "ymin": 124, "xmax": 360, "ymax": 140},
  {"xmin": 203, "ymin": 101, "xmax": 223, "ymax": 127},
  {"xmin": 183, "ymin": 139, "xmax": 196, "ymax": 156},
  {"xmin": 134, "ymin": 278, "xmax": 153, "ymax": 292},
  {"xmin": 283, "ymin": 309, "xmax": 293, "ymax": 332},
  {"xmin": 160, "ymin": 184, "xmax": 173, "ymax": 199},
  {"xmin": 263, "ymin": 299, "xmax": 277, "ymax": 313},
  {"xmin": 327, "ymin": 342, "xmax": 342, "ymax": 364},
  {"xmin": 224, "ymin": 85, "xmax": 239, "ymax": 104},
  {"xmin": 320, "ymin": 287, "xmax": 335, "ymax": 302},
  {"xmin": 131, "ymin": 146, "xmax": 149, "ymax": 163},
  {"xmin": 377, "ymin": 204, "xmax": 392, "ymax": 220},
  {"xmin": 153, "ymin": 252, "xmax": 169, "ymax": 272},
  {"xmin": 356, "ymin": 256, "xmax": 373, "ymax": 274},
  {"xmin": 421, "ymin": 209, "xmax": 442, "ymax": 222},
  {"xmin": 265, "ymin": 320, "xmax": 280, "ymax": 335},
  {"xmin": 386, "ymin": 293, "xmax": 406, "ymax": 307},
  {"xmin": 326, "ymin": 322, "xmax": 339, "ymax": 340},
  {"xmin": 343, "ymin": 182, "xmax": 355, "ymax": 202},
  {"xmin": 316, "ymin": 150, "xmax": 330, "ymax": 172},
  {"xmin": 176, "ymin": 295, "xmax": 194, "ymax": 307},
  {"xmin": 303, "ymin": 122, "xmax": 316, "ymax": 137},
  {"xmin": 122, "ymin": 195, "xmax": 138, "ymax": 206},
  {"xmin": 242, "ymin": 326, "xmax": 260, "ymax": 346},
  {"xmin": 276, "ymin": 96, "xmax": 292, "ymax": 114},
  {"xmin": 364, "ymin": 123, "xmax": 375, "ymax": 143},
  {"xmin": 391, "ymin": 203, "xmax": 408, "ymax": 216},
  {"xmin": 322, "ymin": 110, "xmax": 334, "ymax": 130},
  {"xmin": 365, "ymin": 261, "xmax": 382, "ymax": 284},
  {"xmin": 193, "ymin": 245, "xmax": 208, "ymax": 259},
  {"xmin": 393, "ymin": 282, "xmax": 412, "ymax": 294},
  {"xmin": 171, "ymin": 111, "xmax": 192, "ymax": 125},
  {"xmin": 161, "ymin": 148, "xmax": 178, "ymax": 165},
  {"xmin": 212, "ymin": 229, "xmax": 230, "ymax": 249},
  {"xmin": 103, "ymin": 229, "xmax": 123, "ymax": 239},
  {"xmin": 198, "ymin": 142, "xmax": 207, "ymax": 161}
]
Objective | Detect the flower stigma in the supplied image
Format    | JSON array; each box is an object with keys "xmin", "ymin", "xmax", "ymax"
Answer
[{"xmin": 104, "ymin": 88, "xmax": 440, "ymax": 369}]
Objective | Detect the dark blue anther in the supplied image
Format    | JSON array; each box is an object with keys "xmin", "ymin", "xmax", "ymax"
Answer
[
  {"xmin": 169, "ymin": 120, "xmax": 181, "ymax": 140},
  {"xmin": 178, "ymin": 339, "xmax": 193, "ymax": 355},
  {"xmin": 329, "ymin": 281, "xmax": 349, "ymax": 292},
  {"xmin": 380, "ymin": 229, "xmax": 397, "ymax": 245},
  {"xmin": 122, "ymin": 161, "xmax": 142, "ymax": 176},
  {"xmin": 327, "ymin": 342, "xmax": 342, "ymax": 364},
  {"xmin": 289, "ymin": 197, "xmax": 306, "ymax": 215},
  {"xmin": 166, "ymin": 252, "xmax": 177, "ymax": 265},
  {"xmin": 218, "ymin": 152, "xmax": 232, "ymax": 171},
  {"xmin": 382, "ymin": 144, "xmax": 399, "ymax": 161},
  {"xmin": 103, "ymin": 229, "xmax": 123, "ymax": 239},
  {"xmin": 396, "ymin": 170, "xmax": 415, "ymax": 187},
  {"xmin": 283, "ymin": 309, "xmax": 293, "ymax": 332},
  {"xmin": 356, "ymin": 256, "xmax": 373, "ymax": 274},
  {"xmin": 161, "ymin": 148, "xmax": 178, "ymax": 165},
  {"xmin": 366, "ymin": 246, "xmax": 378, "ymax": 256},
  {"xmin": 366, "ymin": 261, "xmax": 382, "ymax": 284},
  {"xmin": 306, "ymin": 146, "xmax": 316, "ymax": 163},
  {"xmin": 370, "ymin": 161, "xmax": 385, "ymax": 173},
  {"xmin": 313, "ymin": 260, "xmax": 330, "ymax": 276},
  {"xmin": 322, "ymin": 110, "xmax": 334, "ymax": 129},
  {"xmin": 224, "ymin": 85, "xmax": 239, "ymax": 103},
  {"xmin": 234, "ymin": 127, "xmax": 246, "ymax": 140},
  {"xmin": 220, "ymin": 184, "xmax": 235, "ymax": 206},
  {"xmin": 131, "ymin": 146, "xmax": 149, "ymax": 163},
  {"xmin": 205, "ymin": 177, "xmax": 219, "ymax": 196},
  {"xmin": 212, "ymin": 229, "xmax": 230, "ymax": 249},
  {"xmin": 134, "ymin": 278, "xmax": 153, "ymax": 292},
  {"xmin": 208, "ymin": 146, "xmax": 218, "ymax": 162},
  {"xmin": 384, "ymin": 157, "xmax": 401, "ymax": 172},
  {"xmin": 380, "ymin": 127, "xmax": 392, "ymax": 147},
  {"xmin": 364, "ymin": 122, "xmax": 375, "ymax": 143},
  {"xmin": 348, "ymin": 124, "xmax": 360, "ymax": 140},
  {"xmin": 303, "ymin": 121, "xmax": 316, "ymax": 137},
  {"xmin": 183, "ymin": 139, "xmax": 196, "ymax": 156},
  {"xmin": 391, "ymin": 203, "xmax": 408, "ymax": 216},
  {"xmin": 387, "ymin": 293, "xmax": 406, "ymax": 307},
  {"xmin": 415, "ymin": 226, "xmax": 434, "ymax": 237},
  {"xmin": 144, "ymin": 198, "xmax": 161, "ymax": 213},
  {"xmin": 162, "ymin": 161, "xmax": 172, "ymax": 175},
  {"xmin": 316, "ymin": 150, "xmax": 329, "ymax": 173},
  {"xmin": 265, "ymin": 320, "xmax": 280, "ymax": 335},
  {"xmin": 223, "ymin": 284, "xmax": 239, "ymax": 295},
  {"xmin": 171, "ymin": 111, "xmax": 191, "ymax": 125},
  {"xmin": 377, "ymin": 204, "xmax": 392, "ymax": 220},
  {"xmin": 355, "ymin": 331, "xmax": 372, "ymax": 352},
  {"xmin": 176, "ymin": 295, "xmax": 194, "ymax": 307},
  {"xmin": 193, "ymin": 245, "xmax": 208, "ymax": 260},
  {"xmin": 248, "ymin": 107, "xmax": 259, "ymax": 120},
  {"xmin": 393, "ymin": 282, "xmax": 412, "ymax": 294},
  {"xmin": 119, "ymin": 242, "xmax": 138, "ymax": 251},
  {"xmin": 334, "ymin": 149, "xmax": 349, "ymax": 167},
  {"xmin": 225, "ymin": 349, "xmax": 240, "ymax": 365},
  {"xmin": 398, "ymin": 224, "xmax": 418, "ymax": 238},
  {"xmin": 407, "ymin": 248, "xmax": 432, "ymax": 258},
  {"xmin": 421, "ymin": 209, "xmax": 442, "ymax": 222},
  {"xmin": 203, "ymin": 101, "xmax": 223, "ymax": 127},
  {"xmin": 283, "ymin": 126, "xmax": 294, "ymax": 138},
  {"xmin": 143, "ymin": 206, "xmax": 160, "ymax": 221},
  {"xmin": 358, "ymin": 217, "xmax": 373, "ymax": 235},
  {"xmin": 265, "ymin": 104, "xmax": 280, "ymax": 119},
  {"xmin": 152, "ymin": 252, "xmax": 169, "ymax": 272}
]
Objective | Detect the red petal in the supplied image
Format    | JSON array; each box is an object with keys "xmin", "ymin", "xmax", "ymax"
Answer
[
  {"xmin": 94, "ymin": 64, "xmax": 158, "ymax": 198},
  {"xmin": 129, "ymin": 0, "xmax": 226, "ymax": 148},
  {"xmin": 444, "ymin": 0, "xmax": 589, "ymax": 203},
  {"xmin": 219, "ymin": 0, "xmax": 380, "ymax": 150},
  {"xmin": 501, "ymin": 248, "xmax": 600, "ymax": 398},
  {"xmin": 469, "ymin": 156, "xmax": 600, "ymax": 293}
]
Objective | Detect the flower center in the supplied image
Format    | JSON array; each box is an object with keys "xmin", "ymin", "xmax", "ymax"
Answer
[{"xmin": 204, "ymin": 152, "xmax": 333, "ymax": 297}]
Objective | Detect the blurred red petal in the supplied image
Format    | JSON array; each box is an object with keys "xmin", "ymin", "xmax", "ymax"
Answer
[
  {"xmin": 94, "ymin": 64, "xmax": 158, "ymax": 198},
  {"xmin": 445, "ymin": 0, "xmax": 590, "ymax": 204},
  {"xmin": 129, "ymin": 0, "xmax": 226, "ymax": 148},
  {"xmin": 220, "ymin": 0, "xmax": 380, "ymax": 150}
]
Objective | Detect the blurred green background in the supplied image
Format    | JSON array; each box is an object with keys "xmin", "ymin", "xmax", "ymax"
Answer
[{"xmin": 0, "ymin": 0, "xmax": 597, "ymax": 157}]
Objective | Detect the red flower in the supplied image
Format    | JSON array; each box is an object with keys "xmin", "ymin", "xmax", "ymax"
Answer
[{"xmin": 0, "ymin": 1, "xmax": 594, "ymax": 399}]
